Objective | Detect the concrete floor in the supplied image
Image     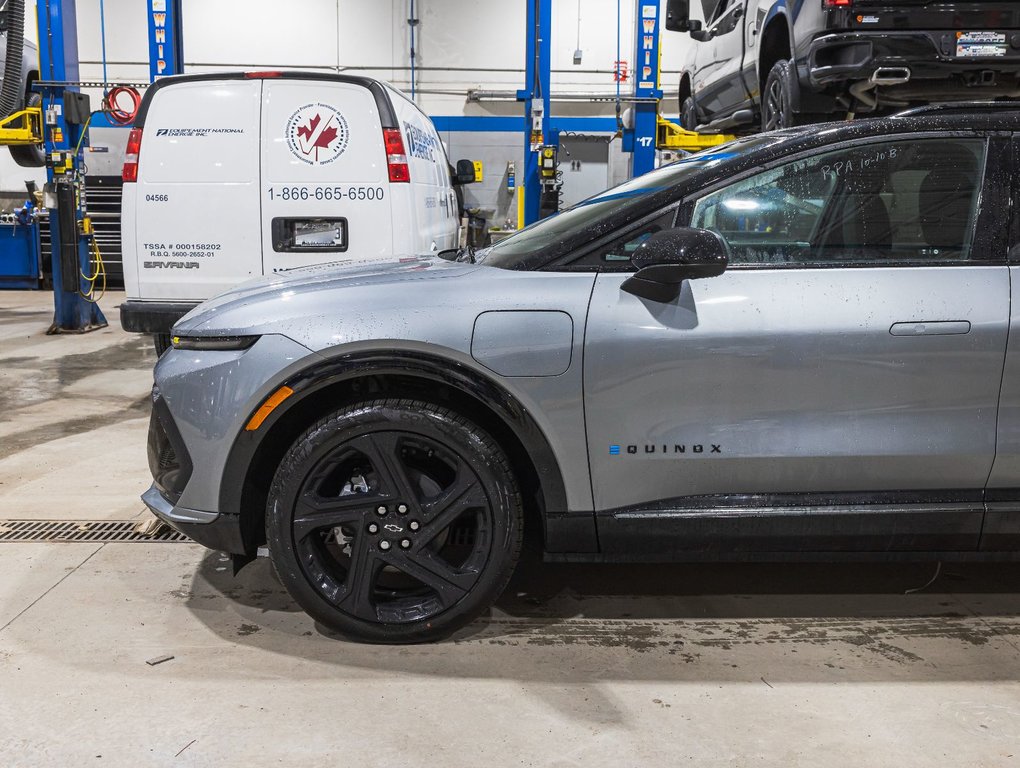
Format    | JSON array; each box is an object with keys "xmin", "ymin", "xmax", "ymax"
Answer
[{"xmin": 2, "ymin": 290, "xmax": 1020, "ymax": 767}]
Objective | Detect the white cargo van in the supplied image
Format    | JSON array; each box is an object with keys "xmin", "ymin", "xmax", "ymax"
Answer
[{"xmin": 119, "ymin": 71, "xmax": 472, "ymax": 348}]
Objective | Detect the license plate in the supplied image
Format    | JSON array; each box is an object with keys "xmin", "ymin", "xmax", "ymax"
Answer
[{"xmin": 956, "ymin": 31, "xmax": 1007, "ymax": 58}]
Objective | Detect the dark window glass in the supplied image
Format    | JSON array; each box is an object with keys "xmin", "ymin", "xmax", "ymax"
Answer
[{"xmin": 689, "ymin": 139, "xmax": 987, "ymax": 266}]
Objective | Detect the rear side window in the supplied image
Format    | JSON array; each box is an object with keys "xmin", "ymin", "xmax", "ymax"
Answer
[{"xmin": 689, "ymin": 138, "xmax": 987, "ymax": 267}]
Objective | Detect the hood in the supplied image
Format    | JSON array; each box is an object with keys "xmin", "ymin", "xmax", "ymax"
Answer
[{"xmin": 174, "ymin": 256, "xmax": 480, "ymax": 336}]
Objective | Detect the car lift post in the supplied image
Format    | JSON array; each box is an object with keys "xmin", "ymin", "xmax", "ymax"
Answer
[
  {"xmin": 37, "ymin": 0, "xmax": 107, "ymax": 333},
  {"xmin": 622, "ymin": 0, "xmax": 663, "ymax": 177},
  {"xmin": 518, "ymin": 0, "xmax": 555, "ymax": 226},
  {"xmin": 147, "ymin": 0, "xmax": 184, "ymax": 81}
]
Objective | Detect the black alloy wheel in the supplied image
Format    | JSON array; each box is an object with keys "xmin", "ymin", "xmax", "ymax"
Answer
[
  {"xmin": 680, "ymin": 95, "xmax": 699, "ymax": 131},
  {"xmin": 267, "ymin": 399, "xmax": 522, "ymax": 643},
  {"xmin": 762, "ymin": 59, "xmax": 798, "ymax": 132}
]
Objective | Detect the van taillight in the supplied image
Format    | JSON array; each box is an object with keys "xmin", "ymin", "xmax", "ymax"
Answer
[
  {"xmin": 382, "ymin": 128, "xmax": 410, "ymax": 183},
  {"xmin": 823, "ymin": 0, "xmax": 851, "ymax": 6},
  {"xmin": 122, "ymin": 127, "xmax": 143, "ymax": 182}
]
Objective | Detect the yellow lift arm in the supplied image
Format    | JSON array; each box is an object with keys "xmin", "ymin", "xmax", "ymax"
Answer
[
  {"xmin": 656, "ymin": 115, "xmax": 735, "ymax": 153},
  {"xmin": 0, "ymin": 106, "xmax": 43, "ymax": 146}
]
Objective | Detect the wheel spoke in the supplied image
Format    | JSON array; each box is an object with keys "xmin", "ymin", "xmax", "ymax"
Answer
[
  {"xmin": 419, "ymin": 472, "xmax": 486, "ymax": 546},
  {"xmin": 336, "ymin": 532, "xmax": 379, "ymax": 620},
  {"xmin": 378, "ymin": 548, "xmax": 474, "ymax": 608},
  {"xmin": 348, "ymin": 432, "xmax": 420, "ymax": 510},
  {"xmin": 292, "ymin": 495, "xmax": 374, "ymax": 540}
]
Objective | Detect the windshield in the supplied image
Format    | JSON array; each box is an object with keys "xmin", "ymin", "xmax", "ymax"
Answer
[{"xmin": 477, "ymin": 135, "xmax": 778, "ymax": 270}]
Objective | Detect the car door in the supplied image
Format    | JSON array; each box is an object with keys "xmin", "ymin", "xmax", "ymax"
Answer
[
  {"xmin": 583, "ymin": 134, "xmax": 1012, "ymax": 555},
  {"xmin": 983, "ymin": 132, "xmax": 1020, "ymax": 550},
  {"xmin": 692, "ymin": 0, "xmax": 752, "ymax": 119}
]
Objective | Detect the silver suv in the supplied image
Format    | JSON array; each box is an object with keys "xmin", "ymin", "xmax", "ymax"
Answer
[{"xmin": 145, "ymin": 105, "xmax": 1020, "ymax": 642}]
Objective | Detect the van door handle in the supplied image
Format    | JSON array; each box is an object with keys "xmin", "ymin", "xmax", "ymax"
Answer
[{"xmin": 889, "ymin": 321, "xmax": 971, "ymax": 336}]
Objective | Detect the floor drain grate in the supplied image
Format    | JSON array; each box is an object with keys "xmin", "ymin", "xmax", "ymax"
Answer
[{"xmin": 0, "ymin": 520, "xmax": 192, "ymax": 543}]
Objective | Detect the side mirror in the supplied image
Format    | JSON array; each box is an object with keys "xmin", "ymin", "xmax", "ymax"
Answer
[
  {"xmin": 664, "ymin": 0, "xmax": 692, "ymax": 32},
  {"xmin": 452, "ymin": 159, "xmax": 476, "ymax": 185},
  {"xmin": 621, "ymin": 227, "xmax": 728, "ymax": 303},
  {"xmin": 690, "ymin": 24, "xmax": 713, "ymax": 42}
]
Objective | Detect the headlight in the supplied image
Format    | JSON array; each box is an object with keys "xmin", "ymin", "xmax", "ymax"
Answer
[{"xmin": 170, "ymin": 335, "xmax": 260, "ymax": 351}]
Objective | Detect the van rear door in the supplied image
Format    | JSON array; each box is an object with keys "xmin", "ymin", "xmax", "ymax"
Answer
[
  {"xmin": 260, "ymin": 78, "xmax": 393, "ymax": 275},
  {"xmin": 132, "ymin": 78, "xmax": 262, "ymax": 301}
]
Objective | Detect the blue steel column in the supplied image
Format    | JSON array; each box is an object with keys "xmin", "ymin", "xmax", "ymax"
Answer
[
  {"xmin": 630, "ymin": 0, "xmax": 662, "ymax": 177},
  {"xmin": 147, "ymin": 0, "xmax": 184, "ymax": 80},
  {"xmin": 518, "ymin": 0, "xmax": 553, "ymax": 225},
  {"xmin": 38, "ymin": 0, "xmax": 107, "ymax": 332}
]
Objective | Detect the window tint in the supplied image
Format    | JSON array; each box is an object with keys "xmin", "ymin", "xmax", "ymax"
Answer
[
  {"xmin": 701, "ymin": 0, "xmax": 721, "ymax": 20},
  {"xmin": 689, "ymin": 139, "xmax": 987, "ymax": 267},
  {"xmin": 570, "ymin": 208, "xmax": 677, "ymax": 269}
]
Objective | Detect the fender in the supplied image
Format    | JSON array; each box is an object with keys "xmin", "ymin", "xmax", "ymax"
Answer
[{"xmin": 217, "ymin": 348, "xmax": 587, "ymax": 552}]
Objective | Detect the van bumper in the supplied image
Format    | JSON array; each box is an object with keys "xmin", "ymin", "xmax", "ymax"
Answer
[{"xmin": 120, "ymin": 300, "xmax": 198, "ymax": 334}]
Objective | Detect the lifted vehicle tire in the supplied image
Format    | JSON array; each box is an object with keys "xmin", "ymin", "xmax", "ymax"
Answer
[
  {"xmin": 266, "ymin": 399, "xmax": 523, "ymax": 644},
  {"xmin": 680, "ymin": 96, "xmax": 699, "ymax": 131},
  {"xmin": 9, "ymin": 93, "xmax": 44, "ymax": 168},
  {"xmin": 761, "ymin": 59, "xmax": 803, "ymax": 132}
]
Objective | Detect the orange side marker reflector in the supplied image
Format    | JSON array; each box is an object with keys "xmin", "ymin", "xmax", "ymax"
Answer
[{"xmin": 245, "ymin": 386, "xmax": 294, "ymax": 431}]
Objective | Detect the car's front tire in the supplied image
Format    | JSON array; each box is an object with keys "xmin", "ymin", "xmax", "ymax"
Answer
[{"xmin": 266, "ymin": 399, "xmax": 523, "ymax": 643}]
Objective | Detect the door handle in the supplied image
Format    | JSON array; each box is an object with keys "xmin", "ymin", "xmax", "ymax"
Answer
[{"xmin": 889, "ymin": 321, "xmax": 971, "ymax": 336}]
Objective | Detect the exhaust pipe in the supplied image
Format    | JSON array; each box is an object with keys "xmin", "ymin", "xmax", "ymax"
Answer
[{"xmin": 870, "ymin": 67, "xmax": 911, "ymax": 87}]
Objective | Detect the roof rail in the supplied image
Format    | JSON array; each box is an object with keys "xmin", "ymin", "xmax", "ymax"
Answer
[{"xmin": 894, "ymin": 100, "xmax": 1020, "ymax": 118}]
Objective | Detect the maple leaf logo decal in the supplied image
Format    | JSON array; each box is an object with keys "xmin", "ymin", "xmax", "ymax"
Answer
[
  {"xmin": 315, "ymin": 124, "xmax": 339, "ymax": 150},
  {"xmin": 287, "ymin": 104, "xmax": 350, "ymax": 165},
  {"xmin": 296, "ymin": 114, "xmax": 321, "ymax": 141}
]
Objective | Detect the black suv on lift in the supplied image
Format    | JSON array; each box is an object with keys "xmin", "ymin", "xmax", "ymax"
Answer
[{"xmin": 668, "ymin": 0, "xmax": 1020, "ymax": 132}]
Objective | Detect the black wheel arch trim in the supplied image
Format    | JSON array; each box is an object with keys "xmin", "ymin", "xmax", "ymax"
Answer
[{"xmin": 217, "ymin": 349, "xmax": 572, "ymax": 548}]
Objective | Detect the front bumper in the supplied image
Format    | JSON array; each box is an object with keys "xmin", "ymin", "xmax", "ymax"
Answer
[
  {"xmin": 142, "ymin": 483, "xmax": 247, "ymax": 553},
  {"xmin": 120, "ymin": 300, "xmax": 198, "ymax": 334},
  {"xmin": 143, "ymin": 333, "xmax": 316, "ymax": 555},
  {"xmin": 808, "ymin": 31, "xmax": 1020, "ymax": 88}
]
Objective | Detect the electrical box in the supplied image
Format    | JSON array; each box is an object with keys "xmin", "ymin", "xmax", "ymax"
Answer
[{"xmin": 472, "ymin": 160, "xmax": 483, "ymax": 182}]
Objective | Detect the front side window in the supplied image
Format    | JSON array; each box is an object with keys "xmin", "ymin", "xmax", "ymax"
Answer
[{"xmin": 689, "ymin": 138, "xmax": 987, "ymax": 267}]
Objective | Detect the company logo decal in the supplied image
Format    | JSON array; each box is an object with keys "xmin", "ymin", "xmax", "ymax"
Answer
[
  {"xmin": 154, "ymin": 128, "xmax": 244, "ymax": 137},
  {"xmin": 610, "ymin": 443, "xmax": 722, "ymax": 455},
  {"xmin": 403, "ymin": 120, "xmax": 439, "ymax": 162},
  {"xmin": 286, "ymin": 103, "xmax": 350, "ymax": 165}
]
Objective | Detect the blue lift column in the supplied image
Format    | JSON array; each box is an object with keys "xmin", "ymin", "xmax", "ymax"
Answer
[
  {"xmin": 147, "ymin": 0, "xmax": 185, "ymax": 80},
  {"xmin": 518, "ymin": 0, "xmax": 555, "ymax": 226},
  {"xmin": 37, "ymin": 0, "xmax": 107, "ymax": 333},
  {"xmin": 623, "ymin": 0, "xmax": 663, "ymax": 177}
]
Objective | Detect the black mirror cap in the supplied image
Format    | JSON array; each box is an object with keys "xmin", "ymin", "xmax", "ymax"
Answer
[
  {"xmin": 453, "ymin": 158, "xmax": 476, "ymax": 185},
  {"xmin": 631, "ymin": 227, "xmax": 729, "ymax": 273},
  {"xmin": 622, "ymin": 227, "xmax": 729, "ymax": 303},
  {"xmin": 664, "ymin": 0, "xmax": 692, "ymax": 32}
]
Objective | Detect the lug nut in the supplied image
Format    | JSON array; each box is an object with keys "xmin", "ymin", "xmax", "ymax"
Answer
[
  {"xmin": 367, "ymin": 523, "xmax": 379, "ymax": 534},
  {"xmin": 409, "ymin": 520, "xmax": 420, "ymax": 531},
  {"xmin": 397, "ymin": 503, "xmax": 408, "ymax": 514},
  {"xmin": 379, "ymin": 539, "xmax": 391, "ymax": 551},
  {"xmin": 400, "ymin": 539, "xmax": 412, "ymax": 549},
  {"xmin": 376, "ymin": 505, "xmax": 387, "ymax": 516}
]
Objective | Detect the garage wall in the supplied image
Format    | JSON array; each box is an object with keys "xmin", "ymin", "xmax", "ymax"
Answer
[{"xmin": 0, "ymin": 1, "xmax": 695, "ymax": 211}]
